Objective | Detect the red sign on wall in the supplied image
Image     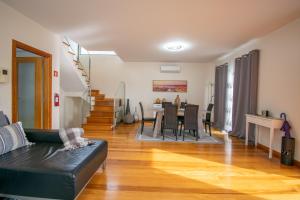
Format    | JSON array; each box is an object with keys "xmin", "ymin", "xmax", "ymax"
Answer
[{"xmin": 54, "ymin": 70, "xmax": 59, "ymax": 77}]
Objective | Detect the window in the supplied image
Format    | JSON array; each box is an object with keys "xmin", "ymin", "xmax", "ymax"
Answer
[
  {"xmin": 224, "ymin": 62, "xmax": 234, "ymax": 132},
  {"xmin": 80, "ymin": 47, "xmax": 116, "ymax": 55}
]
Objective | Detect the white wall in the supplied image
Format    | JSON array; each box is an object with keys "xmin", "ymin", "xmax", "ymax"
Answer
[
  {"xmin": 216, "ymin": 18, "xmax": 300, "ymax": 161},
  {"xmin": 90, "ymin": 55, "xmax": 214, "ymax": 117},
  {"xmin": 62, "ymin": 96, "xmax": 83, "ymax": 128},
  {"xmin": 0, "ymin": 2, "xmax": 60, "ymax": 128},
  {"xmin": 60, "ymin": 89, "xmax": 90, "ymax": 128}
]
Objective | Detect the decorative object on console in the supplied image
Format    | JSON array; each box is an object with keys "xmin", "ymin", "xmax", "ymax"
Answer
[
  {"xmin": 124, "ymin": 99, "xmax": 134, "ymax": 124},
  {"xmin": 280, "ymin": 113, "xmax": 295, "ymax": 166},
  {"xmin": 153, "ymin": 80, "xmax": 187, "ymax": 92},
  {"xmin": 262, "ymin": 110, "xmax": 270, "ymax": 117}
]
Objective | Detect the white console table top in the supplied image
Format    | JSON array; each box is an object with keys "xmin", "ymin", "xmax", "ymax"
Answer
[{"xmin": 245, "ymin": 114, "xmax": 283, "ymax": 159}]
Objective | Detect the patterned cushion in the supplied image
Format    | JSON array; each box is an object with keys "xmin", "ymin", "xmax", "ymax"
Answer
[
  {"xmin": 0, "ymin": 122, "xmax": 31, "ymax": 155},
  {"xmin": 59, "ymin": 128, "xmax": 94, "ymax": 150}
]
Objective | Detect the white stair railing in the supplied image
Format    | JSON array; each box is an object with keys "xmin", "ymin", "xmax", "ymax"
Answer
[{"xmin": 62, "ymin": 36, "xmax": 92, "ymax": 125}]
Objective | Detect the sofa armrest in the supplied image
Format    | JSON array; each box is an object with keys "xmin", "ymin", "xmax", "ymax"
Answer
[{"xmin": 24, "ymin": 129, "xmax": 63, "ymax": 144}]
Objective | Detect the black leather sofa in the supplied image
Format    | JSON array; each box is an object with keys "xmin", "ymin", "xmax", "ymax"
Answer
[{"xmin": 0, "ymin": 129, "xmax": 108, "ymax": 200}]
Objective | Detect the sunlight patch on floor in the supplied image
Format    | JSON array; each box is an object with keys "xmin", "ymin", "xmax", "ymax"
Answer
[{"xmin": 150, "ymin": 148, "xmax": 299, "ymax": 199}]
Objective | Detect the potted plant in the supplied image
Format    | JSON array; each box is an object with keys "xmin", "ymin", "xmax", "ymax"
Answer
[{"xmin": 280, "ymin": 113, "xmax": 295, "ymax": 166}]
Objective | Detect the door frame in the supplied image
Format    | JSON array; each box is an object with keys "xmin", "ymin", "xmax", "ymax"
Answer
[{"xmin": 12, "ymin": 40, "xmax": 52, "ymax": 129}]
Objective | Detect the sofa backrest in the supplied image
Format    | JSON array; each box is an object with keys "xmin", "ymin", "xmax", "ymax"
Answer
[{"xmin": 0, "ymin": 111, "xmax": 10, "ymax": 127}]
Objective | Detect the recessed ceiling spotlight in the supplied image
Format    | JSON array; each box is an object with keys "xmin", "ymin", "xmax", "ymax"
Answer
[{"xmin": 163, "ymin": 41, "xmax": 189, "ymax": 52}]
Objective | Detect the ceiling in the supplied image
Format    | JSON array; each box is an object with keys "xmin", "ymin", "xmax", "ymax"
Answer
[{"xmin": 3, "ymin": 0, "xmax": 300, "ymax": 62}]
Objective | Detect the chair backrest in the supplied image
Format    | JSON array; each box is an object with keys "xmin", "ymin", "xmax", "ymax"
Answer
[
  {"xmin": 184, "ymin": 104, "xmax": 199, "ymax": 130},
  {"xmin": 204, "ymin": 104, "xmax": 213, "ymax": 123},
  {"xmin": 162, "ymin": 102, "xmax": 172, "ymax": 108},
  {"xmin": 205, "ymin": 112, "xmax": 211, "ymax": 122},
  {"xmin": 207, "ymin": 103, "xmax": 214, "ymax": 112},
  {"xmin": 163, "ymin": 104, "xmax": 178, "ymax": 129},
  {"xmin": 139, "ymin": 102, "xmax": 145, "ymax": 120}
]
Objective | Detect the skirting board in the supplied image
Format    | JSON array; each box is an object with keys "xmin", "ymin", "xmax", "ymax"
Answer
[{"xmin": 257, "ymin": 143, "xmax": 300, "ymax": 168}]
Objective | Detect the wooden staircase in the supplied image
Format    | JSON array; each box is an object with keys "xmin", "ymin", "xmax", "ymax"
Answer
[{"xmin": 82, "ymin": 89, "xmax": 114, "ymax": 132}]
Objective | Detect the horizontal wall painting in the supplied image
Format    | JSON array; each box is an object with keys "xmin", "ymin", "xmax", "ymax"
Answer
[{"xmin": 153, "ymin": 80, "xmax": 187, "ymax": 93}]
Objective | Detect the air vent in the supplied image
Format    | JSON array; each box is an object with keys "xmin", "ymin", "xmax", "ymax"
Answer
[{"xmin": 160, "ymin": 65, "xmax": 180, "ymax": 73}]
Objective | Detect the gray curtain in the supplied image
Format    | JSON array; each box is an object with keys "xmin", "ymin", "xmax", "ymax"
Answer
[
  {"xmin": 231, "ymin": 50, "xmax": 259, "ymax": 141},
  {"xmin": 214, "ymin": 64, "xmax": 228, "ymax": 130}
]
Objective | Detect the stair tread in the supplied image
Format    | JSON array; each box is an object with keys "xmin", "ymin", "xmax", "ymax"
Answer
[
  {"xmin": 94, "ymin": 101, "xmax": 113, "ymax": 104},
  {"xmin": 88, "ymin": 116, "xmax": 113, "ymax": 118},
  {"xmin": 90, "ymin": 112, "xmax": 114, "ymax": 116},
  {"xmin": 83, "ymin": 123, "xmax": 112, "ymax": 126},
  {"xmin": 83, "ymin": 126, "xmax": 113, "ymax": 131},
  {"xmin": 87, "ymin": 118, "xmax": 113, "ymax": 121},
  {"xmin": 95, "ymin": 99, "xmax": 114, "ymax": 101},
  {"xmin": 93, "ymin": 105, "xmax": 113, "ymax": 107},
  {"xmin": 87, "ymin": 120, "xmax": 113, "ymax": 123},
  {"xmin": 91, "ymin": 110, "xmax": 114, "ymax": 113}
]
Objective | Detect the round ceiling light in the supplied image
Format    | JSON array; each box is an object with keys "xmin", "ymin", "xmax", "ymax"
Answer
[{"xmin": 163, "ymin": 41, "xmax": 189, "ymax": 52}]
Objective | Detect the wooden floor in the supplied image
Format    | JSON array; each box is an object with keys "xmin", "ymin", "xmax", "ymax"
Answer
[{"xmin": 78, "ymin": 123, "xmax": 300, "ymax": 200}]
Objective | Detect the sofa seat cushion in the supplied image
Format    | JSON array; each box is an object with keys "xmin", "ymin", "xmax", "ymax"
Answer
[{"xmin": 0, "ymin": 140, "xmax": 108, "ymax": 200}]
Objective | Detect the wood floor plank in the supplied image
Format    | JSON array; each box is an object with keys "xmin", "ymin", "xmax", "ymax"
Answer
[{"xmin": 78, "ymin": 123, "xmax": 300, "ymax": 200}]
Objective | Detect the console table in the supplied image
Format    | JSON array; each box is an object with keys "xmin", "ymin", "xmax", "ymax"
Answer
[{"xmin": 245, "ymin": 114, "xmax": 283, "ymax": 159}]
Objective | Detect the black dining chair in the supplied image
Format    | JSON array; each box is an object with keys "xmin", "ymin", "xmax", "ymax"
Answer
[
  {"xmin": 202, "ymin": 103, "xmax": 214, "ymax": 136},
  {"xmin": 161, "ymin": 104, "xmax": 178, "ymax": 140},
  {"xmin": 180, "ymin": 104, "xmax": 199, "ymax": 141},
  {"xmin": 139, "ymin": 102, "xmax": 156, "ymax": 134},
  {"xmin": 162, "ymin": 102, "xmax": 172, "ymax": 108},
  {"xmin": 161, "ymin": 102, "xmax": 172, "ymax": 131}
]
